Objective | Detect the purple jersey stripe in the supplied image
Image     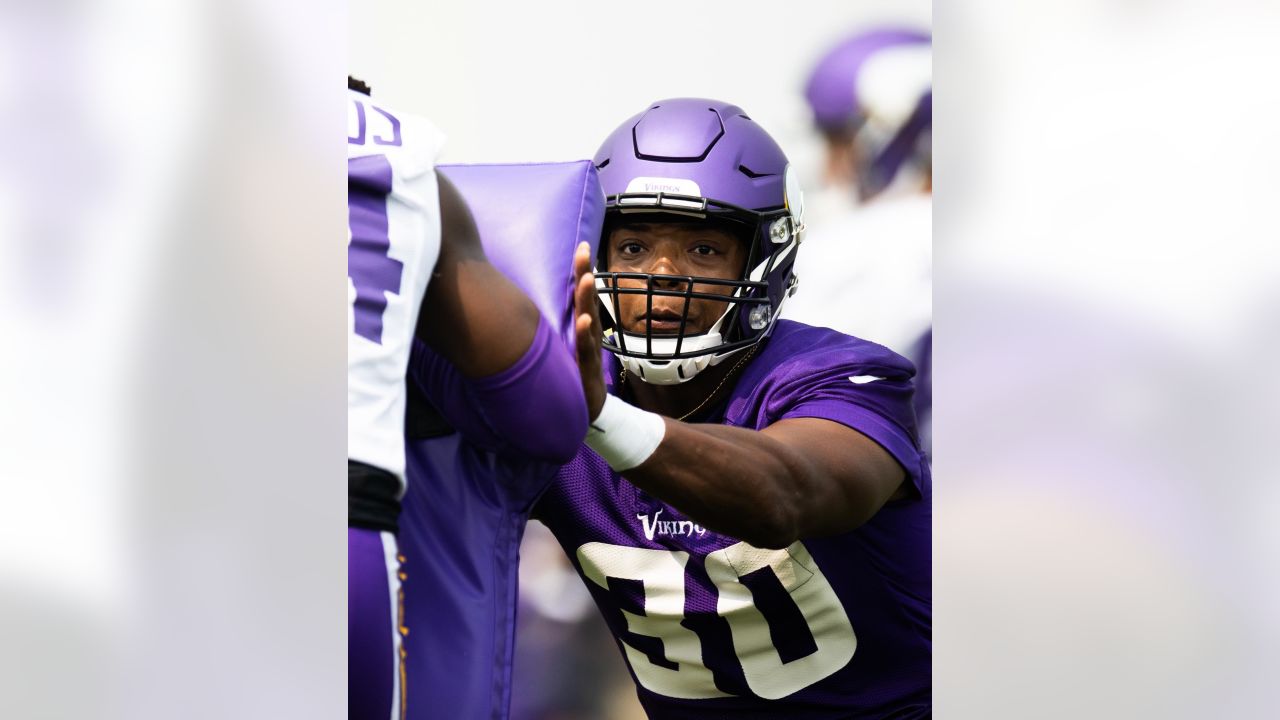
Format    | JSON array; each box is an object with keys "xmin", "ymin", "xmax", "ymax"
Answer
[{"xmin": 348, "ymin": 154, "xmax": 402, "ymax": 344}]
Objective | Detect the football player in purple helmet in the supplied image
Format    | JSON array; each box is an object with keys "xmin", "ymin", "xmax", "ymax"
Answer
[
  {"xmin": 805, "ymin": 28, "xmax": 932, "ymax": 202},
  {"xmin": 532, "ymin": 99, "xmax": 931, "ymax": 718}
]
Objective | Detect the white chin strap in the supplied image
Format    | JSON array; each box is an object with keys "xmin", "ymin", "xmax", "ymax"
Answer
[{"xmin": 613, "ymin": 329, "xmax": 743, "ymax": 385}]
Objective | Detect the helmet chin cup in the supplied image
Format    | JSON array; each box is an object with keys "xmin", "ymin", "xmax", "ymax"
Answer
[
  {"xmin": 620, "ymin": 354, "xmax": 708, "ymax": 386},
  {"xmin": 615, "ymin": 330, "xmax": 723, "ymax": 385}
]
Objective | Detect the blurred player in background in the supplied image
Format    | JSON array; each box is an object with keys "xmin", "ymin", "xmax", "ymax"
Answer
[
  {"xmin": 786, "ymin": 32, "xmax": 933, "ymax": 455},
  {"xmin": 802, "ymin": 28, "xmax": 931, "ymax": 219},
  {"xmin": 533, "ymin": 98, "xmax": 931, "ymax": 718},
  {"xmin": 347, "ymin": 77, "xmax": 587, "ymax": 720}
]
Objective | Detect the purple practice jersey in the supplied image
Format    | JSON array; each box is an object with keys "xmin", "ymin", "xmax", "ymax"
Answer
[{"xmin": 534, "ymin": 320, "xmax": 932, "ymax": 719}]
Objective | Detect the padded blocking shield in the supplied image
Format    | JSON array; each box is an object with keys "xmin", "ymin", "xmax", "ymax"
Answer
[
  {"xmin": 398, "ymin": 161, "xmax": 603, "ymax": 720},
  {"xmin": 438, "ymin": 161, "xmax": 604, "ymax": 346}
]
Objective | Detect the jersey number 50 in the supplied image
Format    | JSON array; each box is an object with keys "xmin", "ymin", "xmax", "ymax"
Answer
[{"xmin": 576, "ymin": 541, "xmax": 856, "ymax": 700}]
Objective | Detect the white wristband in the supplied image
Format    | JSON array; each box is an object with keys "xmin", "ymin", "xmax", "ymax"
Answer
[{"xmin": 585, "ymin": 394, "xmax": 667, "ymax": 472}]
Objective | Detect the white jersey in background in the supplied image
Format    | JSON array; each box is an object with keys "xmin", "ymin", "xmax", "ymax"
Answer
[
  {"xmin": 347, "ymin": 89, "xmax": 445, "ymax": 482},
  {"xmin": 784, "ymin": 193, "xmax": 932, "ymax": 356}
]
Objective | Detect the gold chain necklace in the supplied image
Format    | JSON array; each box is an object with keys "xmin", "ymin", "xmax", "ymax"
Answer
[{"xmin": 619, "ymin": 345, "xmax": 759, "ymax": 422}]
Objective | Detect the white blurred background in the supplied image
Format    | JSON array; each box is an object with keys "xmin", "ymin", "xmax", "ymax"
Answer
[
  {"xmin": 350, "ymin": 1, "xmax": 931, "ymax": 203},
  {"xmin": 0, "ymin": 1, "xmax": 346, "ymax": 718},
  {"xmin": 935, "ymin": 1, "xmax": 1280, "ymax": 717}
]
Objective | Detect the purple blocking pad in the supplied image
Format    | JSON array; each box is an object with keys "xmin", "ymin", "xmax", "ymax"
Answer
[
  {"xmin": 398, "ymin": 161, "xmax": 603, "ymax": 720},
  {"xmin": 439, "ymin": 161, "xmax": 605, "ymax": 347}
]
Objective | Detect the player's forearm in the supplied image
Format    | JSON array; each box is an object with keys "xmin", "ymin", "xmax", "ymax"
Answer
[{"xmin": 623, "ymin": 421, "xmax": 817, "ymax": 549}]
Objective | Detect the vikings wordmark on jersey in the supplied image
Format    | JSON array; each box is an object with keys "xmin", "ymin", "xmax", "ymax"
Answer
[
  {"xmin": 347, "ymin": 88, "xmax": 446, "ymax": 483},
  {"xmin": 536, "ymin": 322, "xmax": 932, "ymax": 719}
]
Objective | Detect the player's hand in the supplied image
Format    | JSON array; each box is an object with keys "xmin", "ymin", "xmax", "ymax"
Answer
[{"xmin": 573, "ymin": 241, "xmax": 607, "ymax": 420}]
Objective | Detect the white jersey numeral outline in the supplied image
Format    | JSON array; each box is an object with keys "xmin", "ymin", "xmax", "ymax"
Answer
[
  {"xmin": 577, "ymin": 543, "xmax": 727, "ymax": 699},
  {"xmin": 576, "ymin": 540, "xmax": 856, "ymax": 700}
]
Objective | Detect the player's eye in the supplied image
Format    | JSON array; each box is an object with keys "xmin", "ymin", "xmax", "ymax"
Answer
[
  {"xmin": 619, "ymin": 241, "xmax": 645, "ymax": 255},
  {"xmin": 691, "ymin": 244, "xmax": 718, "ymax": 256}
]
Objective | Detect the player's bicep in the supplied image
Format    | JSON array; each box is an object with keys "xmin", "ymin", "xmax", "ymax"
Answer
[
  {"xmin": 415, "ymin": 172, "xmax": 477, "ymax": 351},
  {"xmin": 434, "ymin": 170, "xmax": 486, "ymax": 262},
  {"xmin": 761, "ymin": 417, "xmax": 907, "ymax": 534},
  {"xmin": 416, "ymin": 171, "xmax": 538, "ymax": 377}
]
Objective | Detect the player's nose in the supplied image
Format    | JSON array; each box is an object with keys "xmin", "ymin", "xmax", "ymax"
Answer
[
  {"xmin": 644, "ymin": 250, "xmax": 686, "ymax": 282},
  {"xmin": 649, "ymin": 266, "xmax": 690, "ymax": 292}
]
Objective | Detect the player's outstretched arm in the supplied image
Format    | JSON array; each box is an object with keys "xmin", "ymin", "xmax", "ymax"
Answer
[
  {"xmin": 630, "ymin": 418, "xmax": 907, "ymax": 549},
  {"xmin": 411, "ymin": 172, "xmax": 587, "ymax": 463},
  {"xmin": 573, "ymin": 243, "xmax": 907, "ymax": 549}
]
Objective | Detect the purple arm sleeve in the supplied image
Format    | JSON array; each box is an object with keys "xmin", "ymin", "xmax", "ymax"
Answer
[{"xmin": 409, "ymin": 314, "xmax": 588, "ymax": 463}]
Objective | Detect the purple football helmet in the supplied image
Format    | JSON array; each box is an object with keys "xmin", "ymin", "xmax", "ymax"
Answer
[
  {"xmin": 805, "ymin": 28, "xmax": 932, "ymax": 199},
  {"xmin": 804, "ymin": 28, "xmax": 931, "ymax": 134},
  {"xmin": 592, "ymin": 98, "xmax": 804, "ymax": 385}
]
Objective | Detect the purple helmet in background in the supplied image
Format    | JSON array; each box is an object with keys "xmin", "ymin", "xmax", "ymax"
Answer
[
  {"xmin": 867, "ymin": 89, "xmax": 931, "ymax": 197},
  {"xmin": 592, "ymin": 98, "xmax": 804, "ymax": 385},
  {"xmin": 804, "ymin": 28, "xmax": 931, "ymax": 134}
]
